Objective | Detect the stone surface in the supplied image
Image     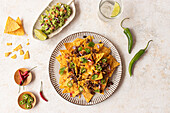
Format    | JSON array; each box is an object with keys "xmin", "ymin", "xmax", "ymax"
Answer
[{"xmin": 0, "ymin": 0, "xmax": 169, "ymax": 113}]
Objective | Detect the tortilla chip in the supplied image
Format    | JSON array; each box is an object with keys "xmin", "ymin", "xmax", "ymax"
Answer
[
  {"xmin": 7, "ymin": 17, "xmax": 25, "ymax": 36},
  {"xmin": 94, "ymin": 43, "xmax": 104, "ymax": 52},
  {"xmin": 82, "ymin": 87, "xmax": 94, "ymax": 103},
  {"xmin": 13, "ymin": 44, "xmax": 22, "ymax": 52},
  {"xmin": 95, "ymin": 72, "xmax": 103, "ymax": 80},
  {"xmin": 95, "ymin": 53, "xmax": 104, "ymax": 63},
  {"xmin": 5, "ymin": 52, "xmax": 12, "ymax": 57},
  {"xmin": 4, "ymin": 17, "xmax": 20, "ymax": 33},
  {"xmin": 20, "ymin": 50, "xmax": 24, "ymax": 55},
  {"xmin": 11, "ymin": 54, "xmax": 17, "ymax": 59},
  {"xmin": 24, "ymin": 51, "xmax": 30, "ymax": 59},
  {"xmin": 99, "ymin": 46, "xmax": 111, "ymax": 57},
  {"xmin": 6, "ymin": 43, "xmax": 12, "ymax": 46},
  {"xmin": 107, "ymin": 55, "xmax": 120, "ymax": 70}
]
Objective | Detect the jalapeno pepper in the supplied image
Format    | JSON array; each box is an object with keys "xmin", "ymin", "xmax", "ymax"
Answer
[
  {"xmin": 79, "ymin": 86, "xmax": 84, "ymax": 92},
  {"xmin": 129, "ymin": 40, "xmax": 153, "ymax": 76},
  {"xmin": 121, "ymin": 18, "xmax": 133, "ymax": 54},
  {"xmin": 102, "ymin": 58, "xmax": 107, "ymax": 63},
  {"xmin": 19, "ymin": 100, "xmax": 26, "ymax": 105},
  {"xmin": 25, "ymin": 103, "xmax": 32, "ymax": 109},
  {"xmin": 67, "ymin": 81, "xmax": 73, "ymax": 88},
  {"xmin": 22, "ymin": 94, "xmax": 30, "ymax": 100},
  {"xmin": 27, "ymin": 96, "xmax": 34, "ymax": 104},
  {"xmin": 81, "ymin": 67, "xmax": 86, "ymax": 73},
  {"xmin": 92, "ymin": 74, "xmax": 98, "ymax": 80},
  {"xmin": 70, "ymin": 62, "xmax": 75, "ymax": 68},
  {"xmin": 96, "ymin": 64, "xmax": 102, "ymax": 72}
]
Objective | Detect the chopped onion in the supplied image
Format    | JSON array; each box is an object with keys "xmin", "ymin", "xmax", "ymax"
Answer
[
  {"xmin": 44, "ymin": 18, "xmax": 48, "ymax": 21},
  {"xmin": 54, "ymin": 17, "xmax": 58, "ymax": 20},
  {"xmin": 72, "ymin": 46, "xmax": 76, "ymax": 49},
  {"xmin": 87, "ymin": 59, "xmax": 92, "ymax": 62},
  {"xmin": 108, "ymin": 65, "xmax": 111, "ymax": 70},
  {"xmin": 41, "ymin": 23, "xmax": 44, "ymax": 26},
  {"xmin": 97, "ymin": 45, "xmax": 100, "ymax": 49},
  {"xmin": 45, "ymin": 27, "xmax": 49, "ymax": 31}
]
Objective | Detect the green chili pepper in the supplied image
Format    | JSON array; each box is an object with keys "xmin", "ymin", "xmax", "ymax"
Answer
[
  {"xmin": 70, "ymin": 62, "xmax": 75, "ymax": 68},
  {"xmin": 78, "ymin": 47, "xmax": 82, "ymax": 51},
  {"xmin": 81, "ymin": 67, "xmax": 86, "ymax": 73},
  {"xmin": 102, "ymin": 58, "xmax": 107, "ymax": 63},
  {"xmin": 129, "ymin": 40, "xmax": 153, "ymax": 76},
  {"xmin": 92, "ymin": 74, "xmax": 99, "ymax": 80},
  {"xmin": 79, "ymin": 86, "xmax": 84, "ymax": 92},
  {"xmin": 96, "ymin": 64, "xmax": 102, "ymax": 72},
  {"xmin": 67, "ymin": 81, "xmax": 73, "ymax": 88},
  {"xmin": 121, "ymin": 18, "xmax": 133, "ymax": 54}
]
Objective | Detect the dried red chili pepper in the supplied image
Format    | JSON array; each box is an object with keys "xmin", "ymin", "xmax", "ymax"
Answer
[
  {"xmin": 40, "ymin": 81, "xmax": 48, "ymax": 102},
  {"xmin": 22, "ymin": 66, "xmax": 37, "ymax": 76}
]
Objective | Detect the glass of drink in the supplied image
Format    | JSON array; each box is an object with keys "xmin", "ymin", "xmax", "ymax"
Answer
[{"xmin": 98, "ymin": 0, "xmax": 123, "ymax": 21}]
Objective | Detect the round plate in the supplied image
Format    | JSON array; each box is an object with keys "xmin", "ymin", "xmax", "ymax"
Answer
[
  {"xmin": 14, "ymin": 68, "xmax": 32, "ymax": 86},
  {"xmin": 18, "ymin": 91, "xmax": 36, "ymax": 110},
  {"xmin": 49, "ymin": 31, "xmax": 122, "ymax": 105}
]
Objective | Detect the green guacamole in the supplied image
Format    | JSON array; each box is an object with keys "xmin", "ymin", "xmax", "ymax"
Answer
[{"xmin": 40, "ymin": 3, "xmax": 72, "ymax": 35}]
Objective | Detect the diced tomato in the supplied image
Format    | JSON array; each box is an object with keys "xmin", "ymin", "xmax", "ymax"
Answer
[
  {"xmin": 48, "ymin": 15, "xmax": 51, "ymax": 18},
  {"xmin": 64, "ymin": 19, "xmax": 67, "ymax": 22},
  {"xmin": 106, "ymin": 88, "xmax": 109, "ymax": 90},
  {"xmin": 70, "ymin": 93, "xmax": 72, "ymax": 97},
  {"xmin": 71, "ymin": 91, "xmax": 74, "ymax": 94},
  {"xmin": 89, "ymin": 61, "xmax": 94, "ymax": 66},
  {"xmin": 65, "ymin": 54, "xmax": 69, "ymax": 58},
  {"xmin": 60, "ymin": 8, "xmax": 64, "ymax": 12},
  {"xmin": 64, "ymin": 10, "xmax": 67, "ymax": 13},
  {"xmin": 55, "ymin": 14, "xmax": 58, "ymax": 17},
  {"xmin": 70, "ymin": 71, "xmax": 73, "ymax": 74},
  {"xmin": 51, "ymin": 27, "xmax": 54, "ymax": 30},
  {"xmin": 50, "ymin": 18, "xmax": 52, "ymax": 21},
  {"xmin": 45, "ymin": 20, "xmax": 48, "ymax": 23}
]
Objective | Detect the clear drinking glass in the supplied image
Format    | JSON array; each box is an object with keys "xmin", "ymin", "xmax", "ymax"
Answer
[{"xmin": 98, "ymin": 0, "xmax": 123, "ymax": 21}]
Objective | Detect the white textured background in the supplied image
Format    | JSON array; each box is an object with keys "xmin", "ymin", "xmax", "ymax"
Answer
[{"xmin": 0, "ymin": 0, "xmax": 170, "ymax": 113}]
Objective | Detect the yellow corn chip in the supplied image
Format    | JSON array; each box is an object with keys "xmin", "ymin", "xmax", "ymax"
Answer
[
  {"xmin": 7, "ymin": 17, "xmax": 25, "ymax": 36},
  {"xmin": 24, "ymin": 51, "xmax": 30, "ymax": 59},
  {"xmin": 99, "ymin": 46, "xmax": 111, "ymax": 57},
  {"xmin": 20, "ymin": 50, "xmax": 24, "ymax": 55},
  {"xmin": 82, "ymin": 87, "xmax": 94, "ymax": 103},
  {"xmin": 11, "ymin": 54, "xmax": 17, "ymax": 59},
  {"xmin": 6, "ymin": 43, "xmax": 12, "ymax": 46},
  {"xmin": 13, "ymin": 44, "xmax": 22, "ymax": 52},
  {"xmin": 26, "ymin": 42, "xmax": 30, "ymax": 45},
  {"xmin": 4, "ymin": 17, "xmax": 20, "ymax": 33},
  {"xmin": 5, "ymin": 52, "xmax": 12, "ymax": 57}
]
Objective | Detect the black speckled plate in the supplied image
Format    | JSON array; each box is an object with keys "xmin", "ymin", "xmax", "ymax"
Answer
[{"xmin": 49, "ymin": 32, "xmax": 122, "ymax": 105}]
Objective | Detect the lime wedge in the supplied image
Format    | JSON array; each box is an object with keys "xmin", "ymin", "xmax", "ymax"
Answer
[
  {"xmin": 34, "ymin": 29, "xmax": 47, "ymax": 41},
  {"xmin": 111, "ymin": 2, "xmax": 120, "ymax": 17}
]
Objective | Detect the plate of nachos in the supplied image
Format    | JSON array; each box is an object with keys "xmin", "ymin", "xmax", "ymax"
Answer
[{"xmin": 49, "ymin": 32, "xmax": 122, "ymax": 105}]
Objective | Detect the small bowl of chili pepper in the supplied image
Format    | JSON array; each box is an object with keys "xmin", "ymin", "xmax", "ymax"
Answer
[
  {"xmin": 14, "ymin": 66, "xmax": 36, "ymax": 86},
  {"xmin": 14, "ymin": 68, "xmax": 32, "ymax": 86},
  {"xmin": 18, "ymin": 91, "xmax": 36, "ymax": 110}
]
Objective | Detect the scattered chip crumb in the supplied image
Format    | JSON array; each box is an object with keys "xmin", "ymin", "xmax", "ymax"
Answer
[
  {"xmin": 26, "ymin": 42, "xmax": 30, "ymax": 45},
  {"xmin": 5, "ymin": 52, "xmax": 12, "ymax": 57},
  {"xmin": 20, "ymin": 50, "xmax": 24, "ymax": 55},
  {"xmin": 11, "ymin": 54, "xmax": 17, "ymax": 59},
  {"xmin": 13, "ymin": 44, "xmax": 22, "ymax": 52},
  {"xmin": 6, "ymin": 43, "xmax": 12, "ymax": 46},
  {"xmin": 24, "ymin": 51, "xmax": 30, "ymax": 59},
  {"xmin": 27, "ymin": 39, "xmax": 29, "ymax": 41}
]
